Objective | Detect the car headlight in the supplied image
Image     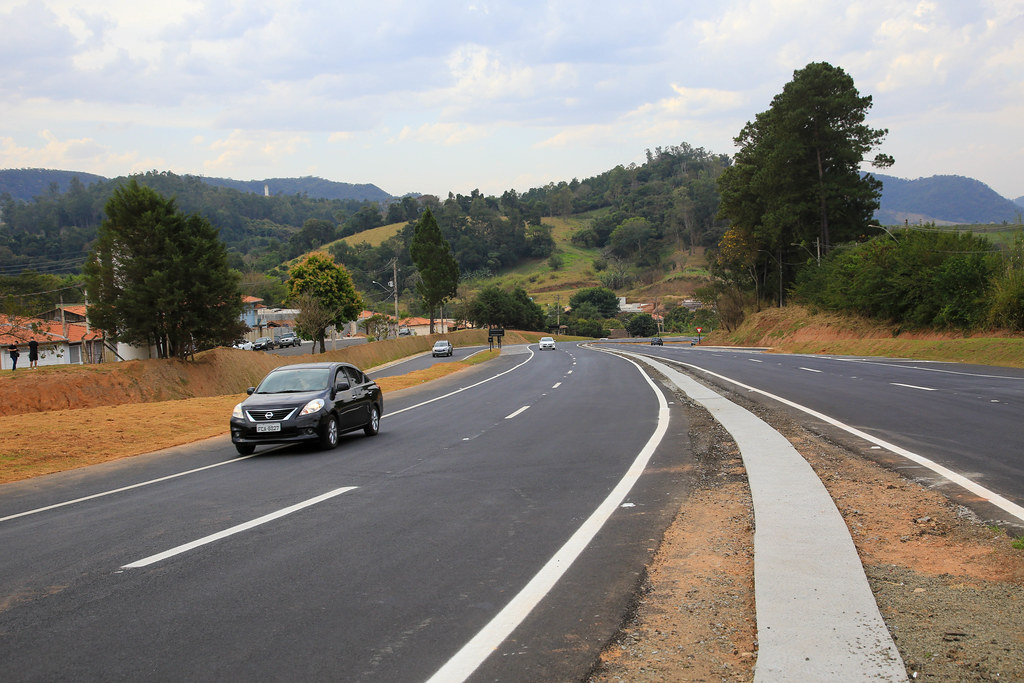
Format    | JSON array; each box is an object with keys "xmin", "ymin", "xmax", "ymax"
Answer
[
  {"xmin": 232, "ymin": 403, "xmax": 244, "ymax": 419},
  {"xmin": 300, "ymin": 398, "xmax": 325, "ymax": 416}
]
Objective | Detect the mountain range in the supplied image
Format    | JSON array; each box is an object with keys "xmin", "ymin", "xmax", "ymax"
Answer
[
  {"xmin": 1, "ymin": 167, "xmax": 1021, "ymax": 226},
  {"xmin": 0, "ymin": 169, "xmax": 391, "ymax": 205}
]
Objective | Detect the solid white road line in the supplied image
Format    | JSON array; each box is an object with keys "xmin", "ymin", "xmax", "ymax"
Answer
[
  {"xmin": 426, "ymin": 352, "xmax": 670, "ymax": 683},
  {"xmin": 121, "ymin": 486, "xmax": 357, "ymax": 569},
  {"xmin": 385, "ymin": 347, "xmax": 536, "ymax": 418},
  {"xmin": 651, "ymin": 354, "xmax": 1024, "ymax": 525},
  {"xmin": 0, "ymin": 454, "xmax": 260, "ymax": 524}
]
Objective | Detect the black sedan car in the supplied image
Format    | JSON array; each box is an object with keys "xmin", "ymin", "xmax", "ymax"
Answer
[
  {"xmin": 230, "ymin": 362, "xmax": 382, "ymax": 455},
  {"xmin": 650, "ymin": 337, "xmax": 664, "ymax": 345}
]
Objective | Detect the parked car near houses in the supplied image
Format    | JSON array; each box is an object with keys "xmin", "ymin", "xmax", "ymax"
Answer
[
  {"xmin": 432, "ymin": 340, "xmax": 454, "ymax": 357},
  {"xmin": 253, "ymin": 337, "xmax": 274, "ymax": 351},
  {"xmin": 230, "ymin": 362, "xmax": 382, "ymax": 455},
  {"xmin": 539, "ymin": 336, "xmax": 556, "ymax": 350},
  {"xmin": 233, "ymin": 339, "xmax": 254, "ymax": 350},
  {"xmin": 275, "ymin": 332, "xmax": 300, "ymax": 348}
]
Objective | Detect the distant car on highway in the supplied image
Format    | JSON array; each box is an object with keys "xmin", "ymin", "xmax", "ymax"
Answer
[
  {"xmin": 650, "ymin": 337, "xmax": 663, "ymax": 346},
  {"xmin": 275, "ymin": 332, "xmax": 300, "ymax": 348},
  {"xmin": 253, "ymin": 337, "xmax": 274, "ymax": 351},
  {"xmin": 539, "ymin": 336, "xmax": 556, "ymax": 350},
  {"xmin": 230, "ymin": 362, "xmax": 382, "ymax": 455},
  {"xmin": 432, "ymin": 340, "xmax": 454, "ymax": 357}
]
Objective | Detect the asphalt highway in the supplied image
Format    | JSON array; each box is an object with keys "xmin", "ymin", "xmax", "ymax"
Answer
[
  {"xmin": 0, "ymin": 342, "xmax": 692, "ymax": 681},
  {"xmin": 606, "ymin": 340, "xmax": 1024, "ymax": 530}
]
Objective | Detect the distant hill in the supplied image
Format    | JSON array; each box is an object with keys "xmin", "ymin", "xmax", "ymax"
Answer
[
  {"xmin": 199, "ymin": 175, "xmax": 393, "ymax": 202},
  {"xmin": 0, "ymin": 169, "xmax": 392, "ymax": 204},
  {"xmin": 0, "ymin": 168, "xmax": 107, "ymax": 201},
  {"xmin": 1015, "ymin": 196, "xmax": 1024, "ymax": 208},
  {"xmin": 874, "ymin": 174, "xmax": 1021, "ymax": 225}
]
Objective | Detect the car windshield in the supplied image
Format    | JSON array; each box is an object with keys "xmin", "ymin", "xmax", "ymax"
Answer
[
  {"xmin": 434, "ymin": 342, "xmax": 448, "ymax": 348},
  {"xmin": 256, "ymin": 368, "xmax": 330, "ymax": 393}
]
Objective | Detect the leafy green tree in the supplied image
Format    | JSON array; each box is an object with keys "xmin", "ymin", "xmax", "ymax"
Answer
[
  {"xmin": 84, "ymin": 180, "xmax": 244, "ymax": 359},
  {"xmin": 410, "ymin": 208, "xmax": 460, "ymax": 333},
  {"xmin": 718, "ymin": 62, "xmax": 893, "ymax": 304},
  {"xmin": 609, "ymin": 217, "xmax": 653, "ymax": 261},
  {"xmin": 360, "ymin": 313, "xmax": 391, "ymax": 340},
  {"xmin": 663, "ymin": 305, "xmax": 694, "ymax": 333},
  {"xmin": 467, "ymin": 285, "xmax": 544, "ymax": 330},
  {"xmin": 569, "ymin": 287, "xmax": 620, "ymax": 318},
  {"xmin": 572, "ymin": 318, "xmax": 604, "ymax": 338},
  {"xmin": 626, "ymin": 312, "xmax": 659, "ymax": 337},
  {"xmin": 988, "ymin": 234, "xmax": 1024, "ymax": 330},
  {"xmin": 288, "ymin": 252, "xmax": 362, "ymax": 352}
]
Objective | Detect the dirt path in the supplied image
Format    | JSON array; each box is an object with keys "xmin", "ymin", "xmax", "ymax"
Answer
[{"xmin": 589, "ymin": 374, "xmax": 1024, "ymax": 682}]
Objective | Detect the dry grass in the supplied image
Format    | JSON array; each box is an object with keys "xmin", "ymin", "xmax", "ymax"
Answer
[
  {"xmin": 708, "ymin": 305, "xmax": 1024, "ymax": 369},
  {"xmin": 0, "ymin": 350, "xmax": 499, "ymax": 485}
]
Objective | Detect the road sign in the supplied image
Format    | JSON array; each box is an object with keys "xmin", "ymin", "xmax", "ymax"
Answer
[
  {"xmin": 696, "ymin": 327, "xmax": 703, "ymax": 333},
  {"xmin": 488, "ymin": 328, "xmax": 505, "ymax": 337}
]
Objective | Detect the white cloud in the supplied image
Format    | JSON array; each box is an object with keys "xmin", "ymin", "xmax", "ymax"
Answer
[
  {"xmin": 0, "ymin": 0, "xmax": 1020, "ymax": 198},
  {"xmin": 393, "ymin": 123, "xmax": 491, "ymax": 146},
  {"xmin": 203, "ymin": 130, "xmax": 312, "ymax": 174}
]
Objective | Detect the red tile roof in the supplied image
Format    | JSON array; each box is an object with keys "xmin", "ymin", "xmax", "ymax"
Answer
[{"xmin": 0, "ymin": 317, "xmax": 104, "ymax": 345}]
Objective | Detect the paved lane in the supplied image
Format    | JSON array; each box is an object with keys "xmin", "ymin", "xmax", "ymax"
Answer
[
  {"xmin": 0, "ymin": 343, "xmax": 688, "ymax": 681},
  {"xmin": 610, "ymin": 341, "xmax": 1024, "ymax": 528}
]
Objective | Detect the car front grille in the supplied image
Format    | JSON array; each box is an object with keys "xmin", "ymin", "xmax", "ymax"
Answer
[{"xmin": 246, "ymin": 408, "xmax": 297, "ymax": 421}]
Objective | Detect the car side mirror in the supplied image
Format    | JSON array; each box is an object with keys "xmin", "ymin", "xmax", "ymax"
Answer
[
  {"xmin": 336, "ymin": 380, "xmax": 350, "ymax": 392},
  {"xmin": 246, "ymin": 387, "xmax": 255, "ymax": 395}
]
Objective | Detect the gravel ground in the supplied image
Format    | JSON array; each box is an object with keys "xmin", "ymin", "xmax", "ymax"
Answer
[{"xmin": 588, "ymin": 373, "xmax": 1024, "ymax": 682}]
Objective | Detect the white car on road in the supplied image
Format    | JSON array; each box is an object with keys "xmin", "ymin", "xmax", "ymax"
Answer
[
  {"xmin": 539, "ymin": 336, "xmax": 556, "ymax": 350},
  {"xmin": 432, "ymin": 340, "xmax": 454, "ymax": 357}
]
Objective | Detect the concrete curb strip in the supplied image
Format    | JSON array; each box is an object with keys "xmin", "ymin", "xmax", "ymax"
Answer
[{"xmin": 625, "ymin": 353, "xmax": 906, "ymax": 682}]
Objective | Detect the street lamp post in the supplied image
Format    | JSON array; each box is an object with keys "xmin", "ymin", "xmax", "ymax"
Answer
[{"xmin": 372, "ymin": 279, "xmax": 399, "ymax": 337}]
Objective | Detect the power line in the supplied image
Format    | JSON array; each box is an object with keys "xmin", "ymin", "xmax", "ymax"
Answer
[
  {"xmin": 0, "ymin": 256, "xmax": 89, "ymax": 275},
  {"xmin": 0, "ymin": 283, "xmax": 86, "ymax": 299}
]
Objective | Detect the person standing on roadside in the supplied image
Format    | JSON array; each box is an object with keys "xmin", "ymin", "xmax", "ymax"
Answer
[
  {"xmin": 28, "ymin": 339, "xmax": 38, "ymax": 368},
  {"xmin": 8, "ymin": 344, "xmax": 19, "ymax": 371}
]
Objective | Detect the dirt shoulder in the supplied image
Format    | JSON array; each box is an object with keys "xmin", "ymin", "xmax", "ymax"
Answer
[{"xmin": 590, "ymin": 373, "xmax": 1024, "ymax": 683}]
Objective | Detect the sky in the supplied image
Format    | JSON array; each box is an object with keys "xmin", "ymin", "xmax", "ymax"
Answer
[{"xmin": 2, "ymin": 0, "xmax": 1022, "ymax": 201}]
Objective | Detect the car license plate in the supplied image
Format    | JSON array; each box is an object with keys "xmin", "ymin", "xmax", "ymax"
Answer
[{"xmin": 256, "ymin": 423, "xmax": 281, "ymax": 433}]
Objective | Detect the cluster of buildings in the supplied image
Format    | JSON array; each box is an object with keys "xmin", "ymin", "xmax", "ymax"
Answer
[{"xmin": 0, "ymin": 297, "xmax": 455, "ymax": 370}]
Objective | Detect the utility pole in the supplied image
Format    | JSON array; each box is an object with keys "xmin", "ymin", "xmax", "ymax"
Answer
[{"xmin": 393, "ymin": 258, "xmax": 400, "ymax": 334}]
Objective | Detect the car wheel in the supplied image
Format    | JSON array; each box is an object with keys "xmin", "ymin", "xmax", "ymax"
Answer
[
  {"xmin": 364, "ymin": 405, "xmax": 380, "ymax": 436},
  {"xmin": 320, "ymin": 414, "xmax": 339, "ymax": 450},
  {"xmin": 234, "ymin": 443, "xmax": 255, "ymax": 456}
]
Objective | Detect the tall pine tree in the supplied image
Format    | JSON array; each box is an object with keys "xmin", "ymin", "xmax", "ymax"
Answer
[
  {"xmin": 409, "ymin": 209, "xmax": 460, "ymax": 333},
  {"xmin": 717, "ymin": 62, "xmax": 893, "ymax": 305},
  {"xmin": 84, "ymin": 180, "xmax": 243, "ymax": 359}
]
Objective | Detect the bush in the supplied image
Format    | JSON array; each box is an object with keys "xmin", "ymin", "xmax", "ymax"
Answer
[{"xmin": 792, "ymin": 229, "xmax": 998, "ymax": 330}]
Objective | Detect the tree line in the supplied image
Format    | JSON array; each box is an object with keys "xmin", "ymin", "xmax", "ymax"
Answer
[
  {"xmin": 707, "ymin": 61, "xmax": 1024, "ymax": 333},
  {"xmin": 0, "ymin": 171, "xmax": 388, "ymax": 275}
]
